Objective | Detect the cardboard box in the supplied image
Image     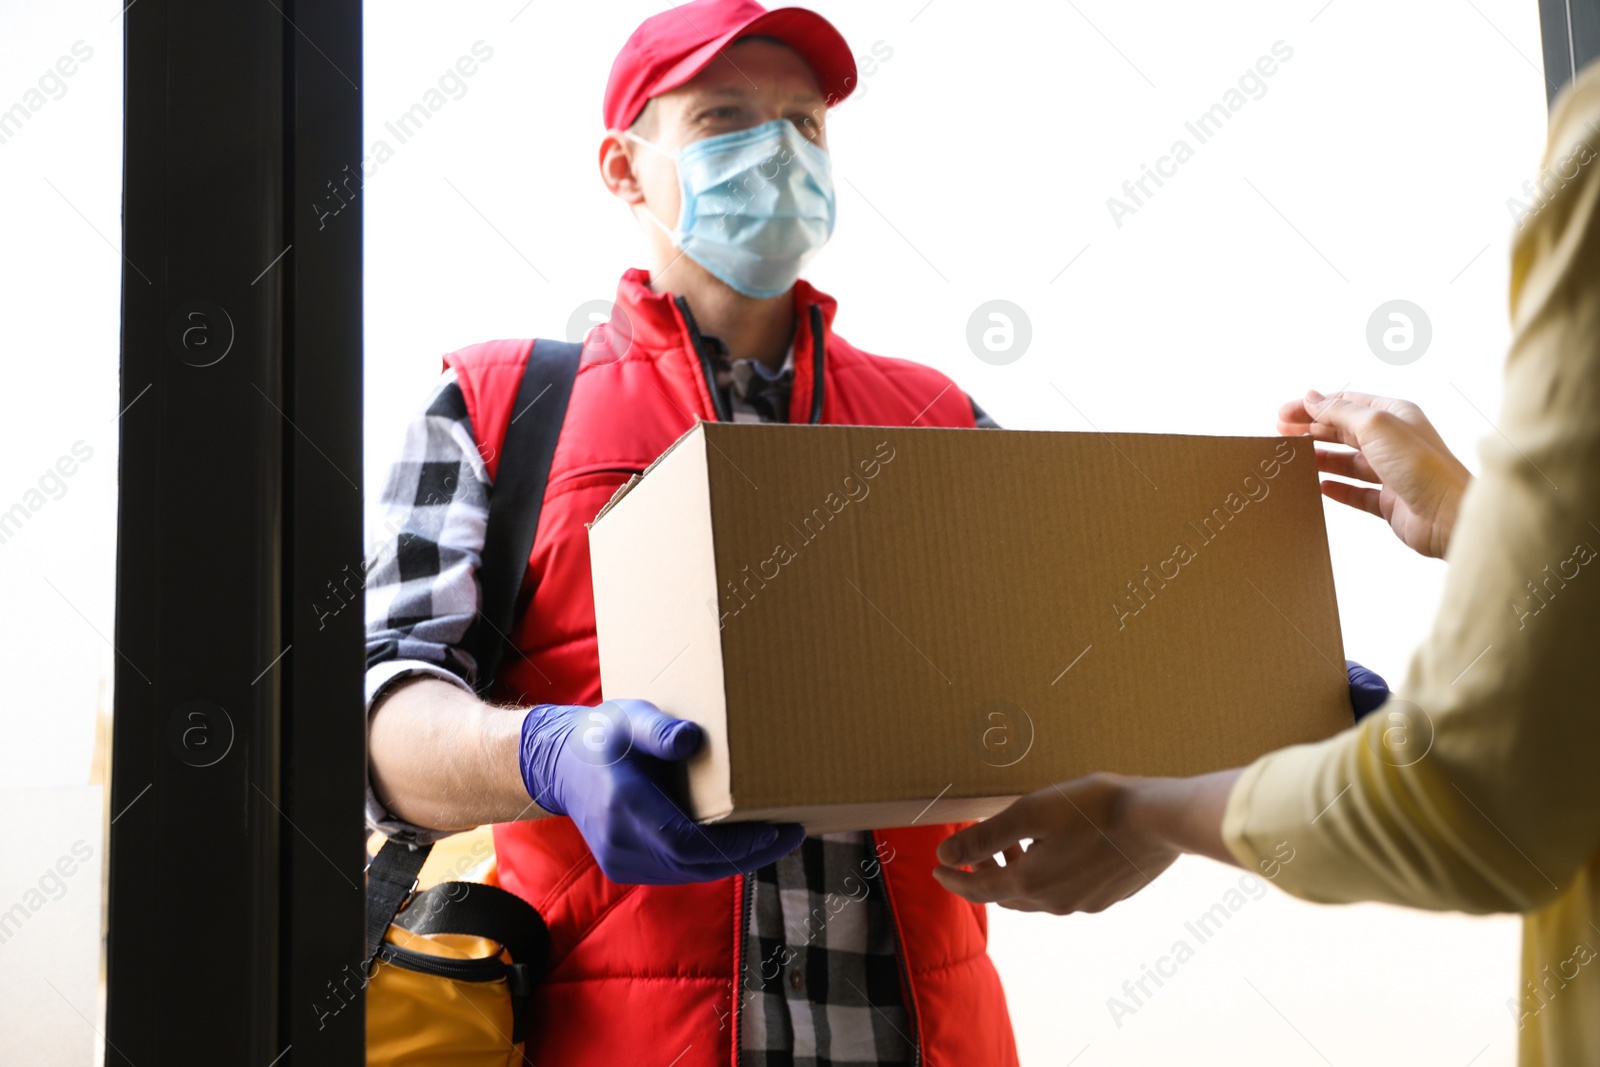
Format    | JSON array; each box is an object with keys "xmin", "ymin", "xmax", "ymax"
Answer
[{"xmin": 588, "ymin": 421, "xmax": 1349, "ymax": 835}]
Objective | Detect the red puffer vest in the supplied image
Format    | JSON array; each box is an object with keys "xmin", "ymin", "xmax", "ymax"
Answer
[{"xmin": 444, "ymin": 268, "xmax": 1018, "ymax": 1066}]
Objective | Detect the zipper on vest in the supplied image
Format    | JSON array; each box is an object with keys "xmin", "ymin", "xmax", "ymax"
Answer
[
  {"xmin": 734, "ymin": 872, "xmax": 756, "ymax": 1066},
  {"xmin": 673, "ymin": 294, "xmax": 733, "ymax": 423},
  {"xmin": 806, "ymin": 304, "xmax": 825, "ymax": 425},
  {"xmin": 671, "ymin": 295, "xmax": 828, "ymax": 427},
  {"xmin": 872, "ymin": 830, "xmax": 923, "ymax": 1066}
]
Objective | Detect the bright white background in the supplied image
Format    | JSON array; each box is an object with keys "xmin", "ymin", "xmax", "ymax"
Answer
[{"xmin": 1, "ymin": 0, "xmax": 1556, "ymax": 1062}]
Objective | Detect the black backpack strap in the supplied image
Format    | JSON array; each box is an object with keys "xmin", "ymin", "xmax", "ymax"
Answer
[
  {"xmin": 394, "ymin": 881, "xmax": 551, "ymax": 974},
  {"xmin": 473, "ymin": 338, "xmax": 583, "ymax": 694},
  {"xmin": 394, "ymin": 881, "xmax": 551, "ymax": 1042},
  {"xmin": 364, "ymin": 837, "xmax": 433, "ymax": 967}
]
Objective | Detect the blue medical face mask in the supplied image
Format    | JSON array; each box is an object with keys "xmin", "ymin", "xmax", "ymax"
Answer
[{"xmin": 628, "ymin": 118, "xmax": 837, "ymax": 299}]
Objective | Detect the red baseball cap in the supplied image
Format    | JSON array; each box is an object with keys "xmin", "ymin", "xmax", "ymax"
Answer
[{"xmin": 603, "ymin": 0, "xmax": 857, "ymax": 130}]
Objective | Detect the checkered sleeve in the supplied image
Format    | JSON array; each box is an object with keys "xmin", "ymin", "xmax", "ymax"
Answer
[{"xmin": 363, "ymin": 367, "xmax": 490, "ymax": 843}]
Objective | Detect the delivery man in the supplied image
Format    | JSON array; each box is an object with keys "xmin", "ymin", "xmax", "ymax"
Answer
[{"xmin": 363, "ymin": 1, "xmax": 1019, "ymax": 1063}]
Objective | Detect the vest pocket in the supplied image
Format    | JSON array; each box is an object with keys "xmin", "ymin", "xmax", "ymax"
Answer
[{"xmin": 545, "ymin": 466, "xmax": 644, "ymax": 500}]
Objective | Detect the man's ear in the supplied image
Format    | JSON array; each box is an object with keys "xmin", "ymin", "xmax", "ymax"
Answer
[{"xmin": 598, "ymin": 132, "xmax": 646, "ymax": 205}]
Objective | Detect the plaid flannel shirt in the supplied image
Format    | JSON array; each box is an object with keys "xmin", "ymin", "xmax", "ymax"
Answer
[{"xmin": 365, "ymin": 334, "xmax": 994, "ymax": 1066}]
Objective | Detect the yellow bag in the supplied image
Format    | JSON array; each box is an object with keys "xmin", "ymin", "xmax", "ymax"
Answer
[{"xmin": 364, "ymin": 839, "xmax": 548, "ymax": 1066}]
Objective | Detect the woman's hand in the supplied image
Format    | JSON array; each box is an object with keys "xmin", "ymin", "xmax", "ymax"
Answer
[
  {"xmin": 932, "ymin": 770, "xmax": 1241, "ymax": 915},
  {"xmin": 1278, "ymin": 390, "xmax": 1472, "ymax": 559}
]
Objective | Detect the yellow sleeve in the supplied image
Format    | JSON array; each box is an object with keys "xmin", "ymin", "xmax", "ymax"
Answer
[{"xmin": 1221, "ymin": 64, "xmax": 1600, "ymax": 915}]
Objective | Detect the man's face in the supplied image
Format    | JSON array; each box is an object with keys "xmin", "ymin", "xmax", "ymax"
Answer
[{"xmin": 614, "ymin": 37, "xmax": 827, "ymax": 256}]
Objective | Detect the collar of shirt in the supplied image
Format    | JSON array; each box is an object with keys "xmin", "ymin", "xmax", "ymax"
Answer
[{"xmin": 700, "ymin": 332, "xmax": 796, "ymax": 424}]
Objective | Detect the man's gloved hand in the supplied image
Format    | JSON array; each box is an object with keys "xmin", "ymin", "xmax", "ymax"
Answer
[
  {"xmin": 518, "ymin": 698, "xmax": 804, "ymax": 885},
  {"xmin": 1347, "ymin": 660, "xmax": 1390, "ymax": 722}
]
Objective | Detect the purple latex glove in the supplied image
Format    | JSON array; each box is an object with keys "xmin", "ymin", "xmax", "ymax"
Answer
[
  {"xmin": 1347, "ymin": 660, "xmax": 1390, "ymax": 722},
  {"xmin": 518, "ymin": 698, "xmax": 804, "ymax": 885}
]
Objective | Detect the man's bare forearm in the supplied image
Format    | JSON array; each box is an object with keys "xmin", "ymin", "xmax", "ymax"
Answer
[{"xmin": 368, "ymin": 677, "xmax": 551, "ymax": 833}]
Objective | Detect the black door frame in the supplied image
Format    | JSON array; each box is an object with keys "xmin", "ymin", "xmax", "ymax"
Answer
[
  {"xmin": 1540, "ymin": 0, "xmax": 1600, "ymax": 104},
  {"xmin": 110, "ymin": 1, "xmax": 365, "ymax": 1063}
]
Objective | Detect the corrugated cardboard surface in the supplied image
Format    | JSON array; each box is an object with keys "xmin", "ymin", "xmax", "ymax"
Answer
[
  {"xmin": 591, "ymin": 422, "xmax": 1349, "ymax": 834},
  {"xmin": 588, "ymin": 427, "xmax": 736, "ymax": 821}
]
